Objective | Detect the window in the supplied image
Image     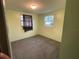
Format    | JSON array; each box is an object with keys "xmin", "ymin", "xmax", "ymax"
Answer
[
  {"xmin": 44, "ymin": 16, "xmax": 54, "ymax": 27},
  {"xmin": 20, "ymin": 14, "xmax": 33, "ymax": 32}
]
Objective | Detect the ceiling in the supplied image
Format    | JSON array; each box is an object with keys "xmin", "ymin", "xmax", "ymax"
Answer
[{"xmin": 5, "ymin": 0, "xmax": 66, "ymax": 14}]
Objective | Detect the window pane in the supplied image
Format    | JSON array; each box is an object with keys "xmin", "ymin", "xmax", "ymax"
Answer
[
  {"xmin": 44, "ymin": 16, "xmax": 54, "ymax": 27},
  {"xmin": 20, "ymin": 15, "xmax": 33, "ymax": 32},
  {"xmin": 20, "ymin": 15, "xmax": 23, "ymax": 26}
]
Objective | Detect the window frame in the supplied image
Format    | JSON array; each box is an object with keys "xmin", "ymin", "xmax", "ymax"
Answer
[
  {"xmin": 44, "ymin": 15, "xmax": 54, "ymax": 27},
  {"xmin": 20, "ymin": 14, "xmax": 33, "ymax": 32}
]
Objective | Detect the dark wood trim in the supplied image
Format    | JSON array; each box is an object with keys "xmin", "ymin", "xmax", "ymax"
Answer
[{"xmin": 0, "ymin": 0, "xmax": 10, "ymax": 56}]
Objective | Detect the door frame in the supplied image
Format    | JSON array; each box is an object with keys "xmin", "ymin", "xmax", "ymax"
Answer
[{"xmin": 0, "ymin": 0, "xmax": 11, "ymax": 57}]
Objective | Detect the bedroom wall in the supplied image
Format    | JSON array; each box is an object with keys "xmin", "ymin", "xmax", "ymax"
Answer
[
  {"xmin": 5, "ymin": 9, "xmax": 65, "ymax": 42},
  {"xmin": 5, "ymin": 9, "xmax": 38, "ymax": 42},
  {"xmin": 38, "ymin": 9, "xmax": 65, "ymax": 42}
]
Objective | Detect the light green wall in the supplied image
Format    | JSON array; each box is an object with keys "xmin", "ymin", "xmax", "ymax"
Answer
[
  {"xmin": 5, "ymin": 10, "xmax": 38, "ymax": 42},
  {"xmin": 38, "ymin": 9, "xmax": 65, "ymax": 42},
  {"xmin": 59, "ymin": 0, "xmax": 79, "ymax": 59}
]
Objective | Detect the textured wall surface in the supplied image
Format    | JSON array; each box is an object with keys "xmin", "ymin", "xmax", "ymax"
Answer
[
  {"xmin": 5, "ymin": 10, "xmax": 38, "ymax": 42},
  {"xmin": 38, "ymin": 9, "xmax": 65, "ymax": 42}
]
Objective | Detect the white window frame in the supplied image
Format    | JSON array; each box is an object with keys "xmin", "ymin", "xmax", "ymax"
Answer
[{"xmin": 44, "ymin": 15, "xmax": 54, "ymax": 27}]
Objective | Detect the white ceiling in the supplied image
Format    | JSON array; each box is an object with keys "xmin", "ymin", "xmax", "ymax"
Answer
[{"xmin": 5, "ymin": 0, "xmax": 66, "ymax": 14}]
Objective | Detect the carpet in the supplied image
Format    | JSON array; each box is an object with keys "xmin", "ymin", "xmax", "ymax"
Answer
[{"xmin": 11, "ymin": 35, "xmax": 60, "ymax": 59}]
